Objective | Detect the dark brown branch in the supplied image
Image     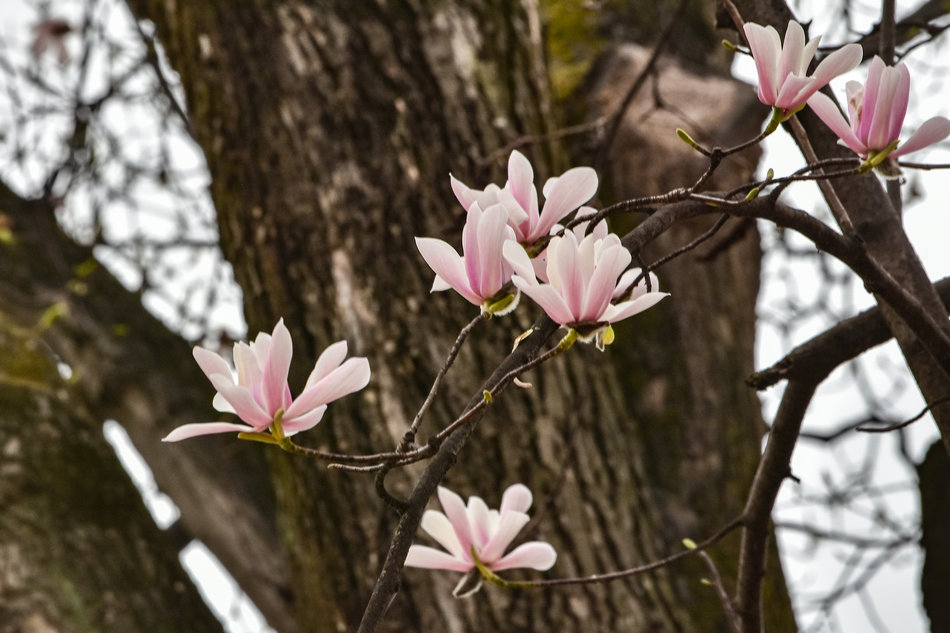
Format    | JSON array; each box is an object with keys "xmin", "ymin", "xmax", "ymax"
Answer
[
  {"xmin": 355, "ymin": 318, "xmax": 561, "ymax": 633},
  {"xmin": 735, "ymin": 378, "xmax": 818, "ymax": 633},
  {"xmin": 749, "ymin": 277, "xmax": 950, "ymax": 390}
]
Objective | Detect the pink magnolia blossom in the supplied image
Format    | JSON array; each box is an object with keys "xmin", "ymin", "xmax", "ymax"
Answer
[
  {"xmin": 504, "ymin": 231, "xmax": 668, "ymax": 347},
  {"xmin": 404, "ymin": 484, "xmax": 556, "ymax": 596},
  {"xmin": 744, "ymin": 20, "xmax": 862, "ymax": 119},
  {"xmin": 808, "ymin": 56, "xmax": 950, "ymax": 162},
  {"xmin": 163, "ymin": 319, "xmax": 370, "ymax": 441},
  {"xmin": 415, "ymin": 202, "xmax": 519, "ymax": 314},
  {"xmin": 451, "ymin": 150, "xmax": 598, "ymax": 246}
]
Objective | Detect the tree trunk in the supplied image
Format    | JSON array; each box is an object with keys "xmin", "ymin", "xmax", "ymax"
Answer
[
  {"xmin": 6, "ymin": 0, "xmax": 797, "ymax": 631},
  {"xmin": 0, "ymin": 297, "xmax": 221, "ymax": 632},
  {"xmin": 0, "ymin": 183, "xmax": 299, "ymax": 633}
]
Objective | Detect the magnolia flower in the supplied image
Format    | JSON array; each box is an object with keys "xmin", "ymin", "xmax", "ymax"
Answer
[
  {"xmin": 451, "ymin": 150, "xmax": 598, "ymax": 246},
  {"xmin": 415, "ymin": 202, "xmax": 519, "ymax": 314},
  {"xmin": 808, "ymin": 56, "xmax": 950, "ymax": 164},
  {"xmin": 163, "ymin": 319, "xmax": 370, "ymax": 441},
  {"xmin": 531, "ymin": 205, "xmax": 608, "ymax": 282},
  {"xmin": 504, "ymin": 231, "xmax": 668, "ymax": 348},
  {"xmin": 405, "ymin": 484, "xmax": 556, "ymax": 596},
  {"xmin": 744, "ymin": 20, "xmax": 862, "ymax": 120}
]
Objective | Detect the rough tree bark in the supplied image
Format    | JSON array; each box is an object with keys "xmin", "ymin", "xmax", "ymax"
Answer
[
  {"xmin": 2, "ymin": 1, "xmax": 800, "ymax": 631},
  {"xmin": 117, "ymin": 1, "xmax": 794, "ymax": 631},
  {"xmin": 0, "ymin": 199, "xmax": 222, "ymax": 633}
]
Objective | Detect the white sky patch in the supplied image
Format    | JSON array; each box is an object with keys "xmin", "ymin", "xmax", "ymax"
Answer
[{"xmin": 102, "ymin": 419, "xmax": 179, "ymax": 528}]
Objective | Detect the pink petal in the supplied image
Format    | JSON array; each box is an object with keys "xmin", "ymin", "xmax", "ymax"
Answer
[
  {"xmin": 415, "ymin": 236, "xmax": 479, "ymax": 305},
  {"xmin": 430, "ymin": 275, "xmax": 452, "ymax": 292},
  {"xmin": 603, "ymin": 291, "xmax": 669, "ymax": 323},
  {"xmin": 514, "ymin": 278, "xmax": 577, "ymax": 326},
  {"xmin": 581, "ymin": 242, "xmax": 631, "ymax": 322},
  {"xmin": 499, "ymin": 188, "xmax": 530, "ymax": 230},
  {"xmin": 450, "ymin": 174, "xmax": 477, "ymax": 210},
  {"xmin": 466, "ymin": 496, "xmax": 493, "ymax": 549},
  {"xmin": 744, "ymin": 23, "xmax": 781, "ymax": 104},
  {"xmin": 810, "ymin": 44, "xmax": 863, "ymax": 93},
  {"xmin": 507, "ymin": 150, "xmax": 535, "ymax": 213},
  {"xmin": 865, "ymin": 62, "xmax": 906, "ymax": 151},
  {"xmin": 533, "ymin": 167, "xmax": 598, "ymax": 241},
  {"xmin": 438, "ymin": 487, "xmax": 474, "ymax": 558},
  {"xmin": 304, "ymin": 340, "xmax": 347, "ymax": 390},
  {"xmin": 162, "ymin": 422, "xmax": 255, "ymax": 442},
  {"xmin": 492, "ymin": 542, "xmax": 557, "ymax": 572},
  {"xmin": 233, "ymin": 342, "xmax": 261, "ymax": 389},
  {"xmin": 500, "ymin": 483, "xmax": 533, "ymax": 514},
  {"xmin": 808, "ymin": 92, "xmax": 867, "ymax": 156},
  {"xmin": 503, "ymin": 240, "xmax": 538, "ymax": 284},
  {"xmin": 857, "ymin": 57, "xmax": 885, "ymax": 144},
  {"xmin": 629, "ymin": 271, "xmax": 661, "ymax": 300},
  {"xmin": 280, "ymin": 405, "xmax": 327, "ymax": 435},
  {"xmin": 209, "ymin": 374, "xmax": 273, "ymax": 428},
  {"xmin": 404, "ymin": 545, "xmax": 472, "ymax": 572},
  {"xmin": 479, "ymin": 510, "xmax": 530, "ymax": 564},
  {"xmin": 472, "ymin": 204, "xmax": 512, "ymax": 298},
  {"xmin": 612, "ymin": 268, "xmax": 639, "ymax": 299},
  {"xmin": 777, "ymin": 20, "xmax": 806, "ymax": 82},
  {"xmin": 892, "ymin": 116, "xmax": 950, "ymax": 157},
  {"xmin": 260, "ymin": 319, "xmax": 293, "ymax": 415},
  {"xmin": 420, "ymin": 509, "xmax": 466, "ymax": 560},
  {"xmin": 284, "ymin": 357, "xmax": 370, "ymax": 419},
  {"xmin": 553, "ymin": 234, "xmax": 584, "ymax": 318},
  {"xmin": 883, "ymin": 64, "xmax": 911, "ymax": 147},
  {"xmin": 773, "ymin": 74, "xmax": 813, "ymax": 111},
  {"xmin": 193, "ymin": 346, "xmax": 232, "ymax": 382}
]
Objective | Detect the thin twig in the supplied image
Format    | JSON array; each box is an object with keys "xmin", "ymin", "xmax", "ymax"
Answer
[
  {"xmin": 857, "ymin": 394, "xmax": 950, "ymax": 433},
  {"xmin": 787, "ymin": 115, "xmax": 856, "ymax": 234},
  {"xmin": 399, "ymin": 311, "xmax": 489, "ymax": 451},
  {"xmin": 473, "ymin": 517, "xmax": 743, "ymax": 589}
]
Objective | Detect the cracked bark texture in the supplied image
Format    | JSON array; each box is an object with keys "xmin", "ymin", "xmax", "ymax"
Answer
[
  {"xmin": 3, "ymin": 1, "xmax": 797, "ymax": 631},
  {"xmin": 0, "ymin": 290, "xmax": 222, "ymax": 632}
]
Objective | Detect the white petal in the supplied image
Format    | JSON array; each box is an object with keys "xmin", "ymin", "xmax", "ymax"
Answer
[
  {"xmin": 280, "ymin": 405, "xmax": 327, "ymax": 435},
  {"xmin": 492, "ymin": 542, "xmax": 557, "ymax": 571},
  {"xmin": 500, "ymin": 483, "xmax": 533, "ymax": 514},
  {"xmin": 533, "ymin": 167, "xmax": 598, "ymax": 241},
  {"xmin": 479, "ymin": 510, "xmax": 530, "ymax": 564},
  {"xmin": 420, "ymin": 509, "xmax": 466, "ymax": 560},
  {"xmin": 503, "ymin": 240, "xmax": 538, "ymax": 284},
  {"xmin": 415, "ymin": 236, "xmax": 480, "ymax": 305},
  {"xmin": 808, "ymin": 92, "xmax": 867, "ymax": 156},
  {"xmin": 284, "ymin": 357, "xmax": 370, "ymax": 419},
  {"xmin": 892, "ymin": 116, "xmax": 950, "ymax": 157},
  {"xmin": 466, "ymin": 496, "xmax": 493, "ymax": 549},
  {"xmin": 304, "ymin": 340, "xmax": 348, "ymax": 389},
  {"xmin": 208, "ymin": 374, "xmax": 273, "ymax": 428},
  {"xmin": 404, "ymin": 545, "xmax": 471, "ymax": 572},
  {"xmin": 438, "ymin": 486, "xmax": 474, "ymax": 558},
  {"xmin": 603, "ymin": 292, "xmax": 670, "ymax": 323},
  {"xmin": 193, "ymin": 346, "xmax": 233, "ymax": 382},
  {"xmin": 162, "ymin": 422, "xmax": 255, "ymax": 442}
]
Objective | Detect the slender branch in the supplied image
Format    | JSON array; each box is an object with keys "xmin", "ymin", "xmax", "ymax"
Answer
[
  {"xmin": 749, "ymin": 276, "xmax": 950, "ymax": 390},
  {"xmin": 399, "ymin": 311, "xmax": 489, "ymax": 451},
  {"xmin": 355, "ymin": 318, "xmax": 561, "ymax": 633},
  {"xmin": 597, "ymin": 0, "xmax": 689, "ymax": 166},
  {"xmin": 470, "ymin": 517, "xmax": 743, "ymax": 589},
  {"xmin": 786, "ymin": 115, "xmax": 855, "ymax": 234},
  {"xmin": 698, "ymin": 549, "xmax": 743, "ymax": 633},
  {"xmin": 735, "ymin": 378, "xmax": 818, "ymax": 633},
  {"xmin": 857, "ymin": 394, "xmax": 950, "ymax": 433}
]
